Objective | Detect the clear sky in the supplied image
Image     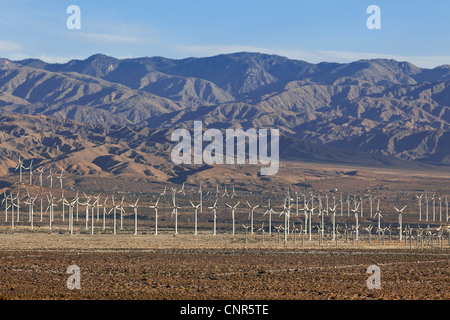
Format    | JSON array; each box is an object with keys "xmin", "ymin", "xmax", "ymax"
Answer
[{"xmin": 1, "ymin": 0, "xmax": 450, "ymax": 68}]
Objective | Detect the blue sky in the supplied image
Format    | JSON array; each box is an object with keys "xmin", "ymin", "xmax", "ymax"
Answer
[{"xmin": 1, "ymin": 0, "xmax": 450, "ymax": 68}]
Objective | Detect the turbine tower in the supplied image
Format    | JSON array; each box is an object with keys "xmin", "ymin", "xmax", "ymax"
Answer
[
  {"xmin": 190, "ymin": 200, "xmax": 201, "ymax": 235},
  {"xmin": 208, "ymin": 198, "xmax": 219, "ymax": 235},
  {"xmin": 130, "ymin": 197, "xmax": 140, "ymax": 236},
  {"xmin": 246, "ymin": 201, "xmax": 259, "ymax": 235},
  {"xmin": 149, "ymin": 197, "xmax": 160, "ymax": 235},
  {"xmin": 226, "ymin": 202, "xmax": 240, "ymax": 236},
  {"xmin": 394, "ymin": 206, "xmax": 407, "ymax": 241}
]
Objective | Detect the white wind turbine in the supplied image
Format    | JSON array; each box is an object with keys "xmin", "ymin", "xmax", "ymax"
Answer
[
  {"xmin": 351, "ymin": 201, "xmax": 360, "ymax": 241},
  {"xmin": 47, "ymin": 167, "xmax": 54, "ymax": 188},
  {"xmin": 46, "ymin": 192, "xmax": 57, "ymax": 230},
  {"xmin": 394, "ymin": 205, "xmax": 407, "ymax": 241},
  {"xmin": 177, "ymin": 183, "xmax": 186, "ymax": 196},
  {"xmin": 14, "ymin": 191, "xmax": 21, "ymax": 222},
  {"xmin": 116, "ymin": 196, "xmax": 125, "ymax": 230},
  {"xmin": 230, "ymin": 185, "xmax": 237, "ymax": 199},
  {"xmin": 374, "ymin": 199, "xmax": 383, "ymax": 241},
  {"xmin": 226, "ymin": 202, "xmax": 240, "ymax": 236},
  {"xmin": 416, "ymin": 193, "xmax": 424, "ymax": 221},
  {"xmin": 101, "ymin": 196, "xmax": 108, "ymax": 231},
  {"xmin": 56, "ymin": 170, "xmax": 63, "ymax": 190},
  {"xmin": 25, "ymin": 160, "xmax": 34, "ymax": 185},
  {"xmin": 281, "ymin": 197, "xmax": 293, "ymax": 242},
  {"xmin": 80, "ymin": 195, "xmax": 92, "ymax": 231},
  {"xmin": 431, "ymin": 193, "xmax": 436, "ymax": 221},
  {"xmin": 208, "ymin": 198, "xmax": 219, "ymax": 236},
  {"xmin": 130, "ymin": 197, "xmax": 140, "ymax": 236},
  {"xmin": 329, "ymin": 204, "xmax": 338, "ymax": 241},
  {"xmin": 59, "ymin": 190, "xmax": 66, "ymax": 222},
  {"xmin": 90, "ymin": 196, "xmax": 99, "ymax": 235},
  {"xmin": 15, "ymin": 156, "xmax": 25, "ymax": 184},
  {"xmin": 257, "ymin": 222, "xmax": 266, "ymax": 245},
  {"xmin": 246, "ymin": 201, "xmax": 259, "ymax": 235},
  {"xmin": 242, "ymin": 224, "xmax": 251, "ymax": 243},
  {"xmin": 171, "ymin": 190, "xmax": 181, "ymax": 236},
  {"xmin": 149, "ymin": 197, "xmax": 160, "ymax": 235},
  {"xmin": 2, "ymin": 190, "xmax": 9, "ymax": 223},
  {"xmin": 11, "ymin": 192, "xmax": 20, "ymax": 229},
  {"xmin": 263, "ymin": 198, "xmax": 275, "ymax": 235},
  {"xmin": 190, "ymin": 200, "xmax": 201, "ymax": 235},
  {"xmin": 199, "ymin": 184, "xmax": 203, "ymax": 213},
  {"xmin": 365, "ymin": 225, "xmax": 373, "ymax": 245},
  {"xmin": 222, "ymin": 185, "xmax": 229, "ymax": 198},
  {"xmin": 446, "ymin": 195, "xmax": 448, "ymax": 222},
  {"xmin": 36, "ymin": 167, "xmax": 44, "ymax": 187},
  {"xmin": 307, "ymin": 204, "xmax": 316, "ymax": 241},
  {"xmin": 110, "ymin": 196, "xmax": 118, "ymax": 234},
  {"xmin": 25, "ymin": 192, "xmax": 36, "ymax": 230}
]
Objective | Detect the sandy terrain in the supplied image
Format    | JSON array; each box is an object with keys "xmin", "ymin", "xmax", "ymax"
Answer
[{"xmin": 0, "ymin": 232, "xmax": 447, "ymax": 300}]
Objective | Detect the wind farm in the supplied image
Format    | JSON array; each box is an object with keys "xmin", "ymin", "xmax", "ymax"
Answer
[
  {"xmin": 0, "ymin": 154, "xmax": 448, "ymax": 300},
  {"xmin": 0, "ymin": 51, "xmax": 449, "ymax": 301}
]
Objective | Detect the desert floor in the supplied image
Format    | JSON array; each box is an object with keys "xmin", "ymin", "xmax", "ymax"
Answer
[{"xmin": 0, "ymin": 231, "xmax": 448, "ymax": 300}]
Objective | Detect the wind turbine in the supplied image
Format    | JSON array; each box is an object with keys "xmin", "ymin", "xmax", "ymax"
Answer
[
  {"xmin": 394, "ymin": 206, "xmax": 407, "ymax": 242},
  {"xmin": 11, "ymin": 192, "xmax": 20, "ymax": 229},
  {"xmin": 56, "ymin": 170, "xmax": 64, "ymax": 190},
  {"xmin": 80, "ymin": 195, "xmax": 92, "ymax": 231},
  {"xmin": 177, "ymin": 183, "xmax": 186, "ymax": 196},
  {"xmin": 111, "ymin": 196, "xmax": 118, "ymax": 234},
  {"xmin": 222, "ymin": 185, "xmax": 229, "ymax": 198},
  {"xmin": 2, "ymin": 190, "xmax": 9, "ymax": 223},
  {"xmin": 101, "ymin": 196, "xmax": 108, "ymax": 231},
  {"xmin": 25, "ymin": 192, "xmax": 36, "ymax": 230},
  {"xmin": 47, "ymin": 167, "xmax": 54, "ymax": 188},
  {"xmin": 351, "ymin": 201, "xmax": 360, "ymax": 241},
  {"xmin": 59, "ymin": 190, "xmax": 66, "ymax": 222},
  {"xmin": 246, "ymin": 201, "xmax": 259, "ymax": 235},
  {"xmin": 149, "ymin": 197, "xmax": 160, "ymax": 235},
  {"xmin": 446, "ymin": 195, "xmax": 448, "ymax": 222},
  {"xmin": 263, "ymin": 198, "xmax": 276, "ymax": 235},
  {"xmin": 374, "ymin": 199, "xmax": 383, "ymax": 241},
  {"xmin": 171, "ymin": 190, "xmax": 181, "ymax": 236},
  {"xmin": 416, "ymin": 193, "xmax": 423, "ymax": 221},
  {"xmin": 190, "ymin": 200, "xmax": 201, "ymax": 235},
  {"xmin": 230, "ymin": 185, "xmax": 237, "ymax": 199},
  {"xmin": 13, "ymin": 191, "xmax": 21, "ymax": 223},
  {"xmin": 329, "ymin": 204, "xmax": 338, "ymax": 241},
  {"xmin": 130, "ymin": 197, "xmax": 140, "ymax": 235},
  {"xmin": 432, "ymin": 193, "xmax": 436, "ymax": 221},
  {"xmin": 118, "ymin": 196, "xmax": 125, "ymax": 230},
  {"xmin": 226, "ymin": 202, "xmax": 240, "ymax": 236},
  {"xmin": 199, "ymin": 184, "xmax": 203, "ymax": 213},
  {"xmin": 365, "ymin": 225, "xmax": 373, "ymax": 246},
  {"xmin": 307, "ymin": 205, "xmax": 316, "ymax": 241},
  {"xmin": 15, "ymin": 156, "xmax": 25, "ymax": 184},
  {"xmin": 25, "ymin": 160, "xmax": 33, "ymax": 185},
  {"xmin": 257, "ymin": 223, "xmax": 266, "ymax": 245},
  {"xmin": 242, "ymin": 225, "xmax": 250, "ymax": 244},
  {"xmin": 36, "ymin": 167, "xmax": 44, "ymax": 187},
  {"xmin": 208, "ymin": 198, "xmax": 219, "ymax": 236}
]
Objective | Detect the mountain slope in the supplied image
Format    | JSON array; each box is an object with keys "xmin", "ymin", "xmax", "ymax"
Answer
[{"xmin": 4, "ymin": 52, "xmax": 450, "ymax": 165}]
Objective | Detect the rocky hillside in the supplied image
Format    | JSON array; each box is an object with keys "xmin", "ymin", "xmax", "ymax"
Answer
[{"xmin": 1, "ymin": 52, "xmax": 449, "ymax": 164}]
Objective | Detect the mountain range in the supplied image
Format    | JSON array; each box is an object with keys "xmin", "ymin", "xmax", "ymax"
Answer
[{"xmin": 0, "ymin": 52, "xmax": 449, "ymax": 171}]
